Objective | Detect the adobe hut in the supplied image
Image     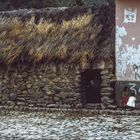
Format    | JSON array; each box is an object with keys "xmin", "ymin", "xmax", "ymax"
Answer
[{"xmin": 0, "ymin": 4, "xmax": 115, "ymax": 110}]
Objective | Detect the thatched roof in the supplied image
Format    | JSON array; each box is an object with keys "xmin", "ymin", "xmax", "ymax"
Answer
[
  {"xmin": 0, "ymin": 4, "xmax": 115, "ymax": 67},
  {"xmin": 0, "ymin": 0, "xmax": 109, "ymax": 11}
]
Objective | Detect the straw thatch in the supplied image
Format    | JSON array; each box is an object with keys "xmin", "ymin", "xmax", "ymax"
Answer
[
  {"xmin": 0, "ymin": 4, "xmax": 115, "ymax": 67},
  {"xmin": 0, "ymin": 0, "xmax": 109, "ymax": 11}
]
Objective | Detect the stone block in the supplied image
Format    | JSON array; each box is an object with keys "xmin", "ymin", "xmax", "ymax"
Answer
[
  {"xmin": 59, "ymin": 104, "xmax": 71, "ymax": 108},
  {"xmin": 37, "ymin": 98, "xmax": 46, "ymax": 103},
  {"xmin": 101, "ymin": 96, "xmax": 111, "ymax": 102},
  {"xmin": 7, "ymin": 101, "xmax": 15, "ymax": 106},
  {"xmin": 53, "ymin": 97, "xmax": 60, "ymax": 102},
  {"xmin": 107, "ymin": 99, "xmax": 114, "ymax": 104},
  {"xmin": 9, "ymin": 93, "xmax": 17, "ymax": 100},
  {"xmin": 101, "ymin": 87, "xmax": 114, "ymax": 93},
  {"xmin": 47, "ymin": 104, "xmax": 58, "ymax": 108},
  {"xmin": 75, "ymin": 77, "xmax": 81, "ymax": 82},
  {"xmin": 17, "ymin": 102, "xmax": 26, "ymax": 106},
  {"xmin": 101, "ymin": 103, "xmax": 108, "ymax": 109},
  {"xmin": 22, "ymin": 72, "xmax": 28, "ymax": 77},
  {"xmin": 53, "ymin": 87, "xmax": 61, "ymax": 94},
  {"xmin": 75, "ymin": 103, "xmax": 83, "ymax": 108},
  {"xmin": 26, "ymin": 84, "xmax": 32, "ymax": 89},
  {"xmin": 2, "ymin": 94, "xmax": 9, "ymax": 101},
  {"xmin": 101, "ymin": 75, "xmax": 111, "ymax": 80},
  {"xmin": 28, "ymin": 104, "xmax": 34, "ymax": 107},
  {"xmin": 74, "ymin": 93, "xmax": 81, "ymax": 97},
  {"xmin": 41, "ymin": 78, "xmax": 46, "ymax": 83},
  {"xmin": 36, "ymin": 103, "xmax": 47, "ymax": 107},
  {"xmin": 22, "ymin": 91, "xmax": 28, "ymax": 94},
  {"xmin": 46, "ymin": 91, "xmax": 53, "ymax": 96},
  {"xmin": 57, "ymin": 92, "xmax": 74, "ymax": 98},
  {"xmin": 101, "ymin": 92, "xmax": 112, "ymax": 96},
  {"xmin": 85, "ymin": 103, "xmax": 101, "ymax": 109},
  {"xmin": 33, "ymin": 85, "xmax": 39, "ymax": 89},
  {"xmin": 106, "ymin": 64, "xmax": 113, "ymax": 69},
  {"xmin": 102, "ymin": 79, "xmax": 111, "ymax": 84},
  {"xmin": 101, "ymin": 70, "xmax": 109, "ymax": 75},
  {"xmin": 101, "ymin": 83, "xmax": 109, "ymax": 87},
  {"xmin": 20, "ymin": 85, "xmax": 27, "ymax": 90},
  {"xmin": 16, "ymin": 97, "xmax": 25, "ymax": 102},
  {"xmin": 27, "ymin": 100, "xmax": 36, "ymax": 104},
  {"xmin": 64, "ymin": 98, "xmax": 74, "ymax": 103},
  {"xmin": 63, "ymin": 87, "xmax": 73, "ymax": 92},
  {"xmin": 56, "ymin": 92, "xmax": 66, "ymax": 98},
  {"xmin": 108, "ymin": 105, "xmax": 117, "ymax": 109}
]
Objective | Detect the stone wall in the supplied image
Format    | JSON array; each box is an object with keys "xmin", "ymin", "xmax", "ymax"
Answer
[
  {"xmin": 100, "ymin": 68, "xmax": 115, "ymax": 108},
  {"xmin": 0, "ymin": 62, "xmax": 115, "ymax": 110},
  {"xmin": 0, "ymin": 64, "xmax": 82, "ymax": 109}
]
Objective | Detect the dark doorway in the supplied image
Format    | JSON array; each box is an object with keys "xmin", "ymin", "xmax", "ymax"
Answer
[{"xmin": 81, "ymin": 69, "xmax": 101, "ymax": 104}]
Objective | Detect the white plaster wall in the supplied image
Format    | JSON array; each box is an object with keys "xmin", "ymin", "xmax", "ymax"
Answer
[{"xmin": 116, "ymin": 0, "xmax": 140, "ymax": 81}]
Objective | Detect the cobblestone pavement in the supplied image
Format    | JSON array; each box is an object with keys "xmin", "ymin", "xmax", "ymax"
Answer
[{"xmin": 0, "ymin": 111, "xmax": 140, "ymax": 140}]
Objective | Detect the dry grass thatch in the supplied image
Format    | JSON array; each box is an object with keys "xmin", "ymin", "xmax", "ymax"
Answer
[{"xmin": 0, "ymin": 5, "xmax": 115, "ymax": 67}]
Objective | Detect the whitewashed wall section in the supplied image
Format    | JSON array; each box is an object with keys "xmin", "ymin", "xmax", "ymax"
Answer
[{"xmin": 116, "ymin": 7, "xmax": 140, "ymax": 81}]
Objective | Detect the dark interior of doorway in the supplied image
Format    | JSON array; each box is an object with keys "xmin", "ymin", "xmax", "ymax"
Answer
[{"xmin": 81, "ymin": 69, "xmax": 101, "ymax": 104}]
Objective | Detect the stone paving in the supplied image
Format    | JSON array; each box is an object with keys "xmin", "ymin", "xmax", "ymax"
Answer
[{"xmin": 0, "ymin": 111, "xmax": 140, "ymax": 140}]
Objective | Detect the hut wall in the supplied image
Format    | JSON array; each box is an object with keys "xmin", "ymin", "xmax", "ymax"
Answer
[
  {"xmin": 0, "ymin": 62, "xmax": 116, "ymax": 110},
  {"xmin": 97, "ymin": 62, "xmax": 115, "ymax": 109},
  {"xmin": 0, "ymin": 64, "xmax": 82, "ymax": 109}
]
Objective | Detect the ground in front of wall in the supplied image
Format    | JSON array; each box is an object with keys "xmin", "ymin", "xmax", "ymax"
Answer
[{"xmin": 0, "ymin": 111, "xmax": 140, "ymax": 140}]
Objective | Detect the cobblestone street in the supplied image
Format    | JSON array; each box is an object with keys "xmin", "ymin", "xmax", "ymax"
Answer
[{"xmin": 0, "ymin": 111, "xmax": 140, "ymax": 140}]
